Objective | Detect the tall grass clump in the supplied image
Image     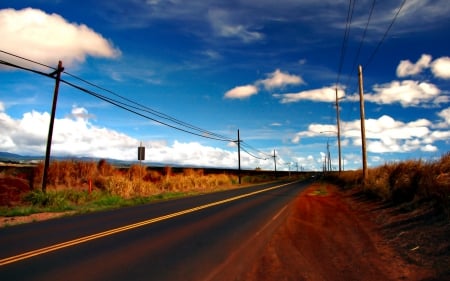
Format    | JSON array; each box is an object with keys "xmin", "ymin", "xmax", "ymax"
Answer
[{"xmin": 332, "ymin": 153, "xmax": 450, "ymax": 215}]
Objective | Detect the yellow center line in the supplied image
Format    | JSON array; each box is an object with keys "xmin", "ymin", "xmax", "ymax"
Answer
[{"xmin": 0, "ymin": 181, "xmax": 294, "ymax": 266}]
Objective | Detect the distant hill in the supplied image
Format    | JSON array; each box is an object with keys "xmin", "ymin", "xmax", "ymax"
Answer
[
  {"xmin": 0, "ymin": 152, "xmax": 248, "ymax": 171},
  {"xmin": 0, "ymin": 151, "xmax": 186, "ymax": 168},
  {"xmin": 0, "ymin": 152, "xmax": 43, "ymax": 163}
]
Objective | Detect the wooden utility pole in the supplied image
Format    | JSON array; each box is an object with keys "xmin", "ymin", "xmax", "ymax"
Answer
[
  {"xmin": 335, "ymin": 87, "xmax": 342, "ymax": 174},
  {"xmin": 327, "ymin": 140, "xmax": 331, "ymax": 172},
  {"xmin": 237, "ymin": 129, "xmax": 241, "ymax": 184},
  {"xmin": 42, "ymin": 61, "xmax": 64, "ymax": 192},
  {"xmin": 358, "ymin": 65, "xmax": 369, "ymax": 183},
  {"xmin": 273, "ymin": 149, "xmax": 277, "ymax": 178}
]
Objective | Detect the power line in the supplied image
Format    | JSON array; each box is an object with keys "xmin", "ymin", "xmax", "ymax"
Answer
[
  {"xmin": 0, "ymin": 49, "xmax": 55, "ymax": 70},
  {"xmin": 0, "ymin": 49, "xmax": 234, "ymax": 142},
  {"xmin": 240, "ymin": 146, "xmax": 267, "ymax": 160},
  {"xmin": 0, "ymin": 59, "xmax": 53, "ymax": 78},
  {"xmin": 0, "ymin": 55, "xmax": 233, "ymax": 142},
  {"xmin": 241, "ymin": 141, "xmax": 272, "ymax": 158},
  {"xmin": 336, "ymin": 0, "xmax": 357, "ymax": 87},
  {"xmin": 60, "ymin": 78, "xmax": 233, "ymax": 142},
  {"xmin": 1, "ymin": 50, "xmax": 285, "ymax": 162},
  {"xmin": 63, "ymin": 71, "xmax": 233, "ymax": 142},
  {"xmin": 344, "ymin": 0, "xmax": 377, "ymax": 88},
  {"xmin": 363, "ymin": 0, "xmax": 407, "ymax": 69}
]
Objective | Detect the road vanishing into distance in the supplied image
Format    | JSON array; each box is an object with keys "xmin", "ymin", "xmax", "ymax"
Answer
[{"xmin": 0, "ymin": 179, "xmax": 311, "ymax": 281}]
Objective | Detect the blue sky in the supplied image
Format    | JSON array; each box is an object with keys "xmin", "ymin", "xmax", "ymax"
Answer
[{"xmin": 0, "ymin": 0, "xmax": 449, "ymax": 171}]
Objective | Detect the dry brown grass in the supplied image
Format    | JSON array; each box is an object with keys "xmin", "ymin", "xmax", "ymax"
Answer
[
  {"xmin": 332, "ymin": 153, "xmax": 450, "ymax": 214},
  {"xmin": 11, "ymin": 160, "xmax": 241, "ymax": 199}
]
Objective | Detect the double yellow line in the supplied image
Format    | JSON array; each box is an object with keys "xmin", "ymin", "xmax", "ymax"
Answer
[{"xmin": 0, "ymin": 181, "xmax": 293, "ymax": 266}]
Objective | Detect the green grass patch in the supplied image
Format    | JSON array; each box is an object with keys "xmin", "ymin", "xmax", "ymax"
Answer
[
  {"xmin": 1, "ymin": 189, "xmax": 209, "ymax": 217},
  {"xmin": 310, "ymin": 184, "xmax": 329, "ymax": 196}
]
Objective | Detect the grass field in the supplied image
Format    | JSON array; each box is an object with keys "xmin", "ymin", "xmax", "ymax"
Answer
[{"xmin": 0, "ymin": 159, "xmax": 285, "ymax": 216}]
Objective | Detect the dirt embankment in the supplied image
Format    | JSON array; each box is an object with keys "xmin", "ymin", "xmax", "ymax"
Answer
[{"xmin": 241, "ymin": 183, "xmax": 449, "ymax": 281}]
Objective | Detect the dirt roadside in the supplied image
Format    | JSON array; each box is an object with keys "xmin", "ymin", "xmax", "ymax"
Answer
[{"xmin": 239, "ymin": 183, "xmax": 449, "ymax": 281}]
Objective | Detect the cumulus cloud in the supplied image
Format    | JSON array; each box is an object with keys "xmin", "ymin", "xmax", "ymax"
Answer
[
  {"xmin": 291, "ymin": 114, "xmax": 449, "ymax": 154},
  {"xmin": 0, "ymin": 106, "xmax": 138, "ymax": 158},
  {"xmin": 273, "ymin": 86, "xmax": 345, "ymax": 104},
  {"xmin": 395, "ymin": 54, "xmax": 450, "ymax": 80},
  {"xmin": 0, "ymin": 8, "xmax": 120, "ymax": 69},
  {"xmin": 431, "ymin": 56, "xmax": 450, "ymax": 79},
  {"xmin": 434, "ymin": 107, "xmax": 450, "ymax": 129},
  {"xmin": 396, "ymin": 54, "xmax": 432, "ymax": 77},
  {"xmin": 224, "ymin": 69, "xmax": 306, "ymax": 100},
  {"xmin": 224, "ymin": 85, "xmax": 258, "ymax": 99},
  {"xmin": 438, "ymin": 107, "xmax": 450, "ymax": 124},
  {"xmin": 292, "ymin": 124, "xmax": 337, "ymax": 144},
  {"xmin": 366, "ymin": 80, "xmax": 443, "ymax": 107},
  {"xmin": 0, "ymin": 104, "xmax": 274, "ymax": 169},
  {"xmin": 257, "ymin": 69, "xmax": 304, "ymax": 90}
]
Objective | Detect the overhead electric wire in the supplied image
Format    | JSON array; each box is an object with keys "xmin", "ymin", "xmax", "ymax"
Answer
[
  {"xmin": 62, "ymin": 71, "xmax": 234, "ymax": 142},
  {"xmin": 241, "ymin": 141, "xmax": 272, "ymax": 158},
  {"xmin": 1, "ymin": 50, "xmax": 284, "ymax": 161},
  {"xmin": 59, "ymin": 78, "xmax": 233, "ymax": 142},
  {"xmin": 0, "ymin": 55, "xmax": 234, "ymax": 142},
  {"xmin": 363, "ymin": 0, "xmax": 407, "ymax": 69},
  {"xmin": 0, "ymin": 49, "xmax": 55, "ymax": 70},
  {"xmin": 0, "ymin": 49, "xmax": 234, "ymax": 142},
  {"xmin": 240, "ymin": 146, "xmax": 268, "ymax": 160},
  {"xmin": 0, "ymin": 59, "xmax": 53, "ymax": 78},
  {"xmin": 336, "ymin": 0, "xmax": 356, "ymax": 87},
  {"xmin": 344, "ymin": 0, "xmax": 377, "ymax": 88}
]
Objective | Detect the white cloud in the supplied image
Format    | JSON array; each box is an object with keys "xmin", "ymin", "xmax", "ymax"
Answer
[
  {"xmin": 0, "ymin": 106, "xmax": 138, "ymax": 158},
  {"xmin": 292, "ymin": 124, "xmax": 337, "ymax": 144},
  {"xmin": 273, "ymin": 86, "xmax": 345, "ymax": 104},
  {"xmin": 224, "ymin": 69, "xmax": 304, "ymax": 100},
  {"xmin": 208, "ymin": 9, "xmax": 263, "ymax": 43},
  {"xmin": 291, "ymin": 114, "xmax": 448, "ymax": 155},
  {"xmin": 257, "ymin": 69, "xmax": 304, "ymax": 90},
  {"xmin": 437, "ymin": 107, "xmax": 450, "ymax": 125},
  {"xmin": 0, "ymin": 105, "xmax": 276, "ymax": 169},
  {"xmin": 0, "ymin": 8, "xmax": 120, "ymax": 69},
  {"xmin": 431, "ymin": 56, "xmax": 450, "ymax": 79},
  {"xmin": 224, "ymin": 85, "xmax": 258, "ymax": 99},
  {"xmin": 395, "ymin": 54, "xmax": 450, "ymax": 80},
  {"xmin": 396, "ymin": 54, "xmax": 432, "ymax": 77},
  {"xmin": 367, "ymin": 80, "xmax": 443, "ymax": 107}
]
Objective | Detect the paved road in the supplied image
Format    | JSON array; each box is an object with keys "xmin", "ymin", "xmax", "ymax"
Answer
[{"xmin": 0, "ymin": 179, "xmax": 310, "ymax": 281}]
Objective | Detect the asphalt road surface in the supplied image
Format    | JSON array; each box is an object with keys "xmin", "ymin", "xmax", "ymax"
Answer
[{"xmin": 0, "ymin": 179, "xmax": 310, "ymax": 281}]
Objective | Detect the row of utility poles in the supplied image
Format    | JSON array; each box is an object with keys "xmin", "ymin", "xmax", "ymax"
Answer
[
  {"xmin": 334, "ymin": 64, "xmax": 368, "ymax": 183},
  {"xmin": 40, "ymin": 61, "xmax": 369, "ymax": 190}
]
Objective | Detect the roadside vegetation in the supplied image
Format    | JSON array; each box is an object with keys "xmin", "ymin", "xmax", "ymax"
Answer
[
  {"xmin": 329, "ymin": 152, "xmax": 450, "ymax": 216},
  {"xmin": 327, "ymin": 153, "xmax": 450, "ymax": 278},
  {"xmin": 0, "ymin": 159, "xmax": 274, "ymax": 217}
]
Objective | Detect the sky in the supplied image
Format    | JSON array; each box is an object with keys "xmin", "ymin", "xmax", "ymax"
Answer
[{"xmin": 0, "ymin": 0, "xmax": 449, "ymax": 171}]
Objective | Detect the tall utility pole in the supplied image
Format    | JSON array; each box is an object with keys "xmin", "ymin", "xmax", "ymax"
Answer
[
  {"xmin": 335, "ymin": 87, "xmax": 342, "ymax": 174},
  {"xmin": 42, "ymin": 61, "xmax": 64, "ymax": 192},
  {"xmin": 327, "ymin": 140, "xmax": 331, "ymax": 172},
  {"xmin": 237, "ymin": 129, "xmax": 241, "ymax": 184},
  {"xmin": 272, "ymin": 149, "xmax": 277, "ymax": 178},
  {"xmin": 358, "ymin": 65, "xmax": 369, "ymax": 183}
]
